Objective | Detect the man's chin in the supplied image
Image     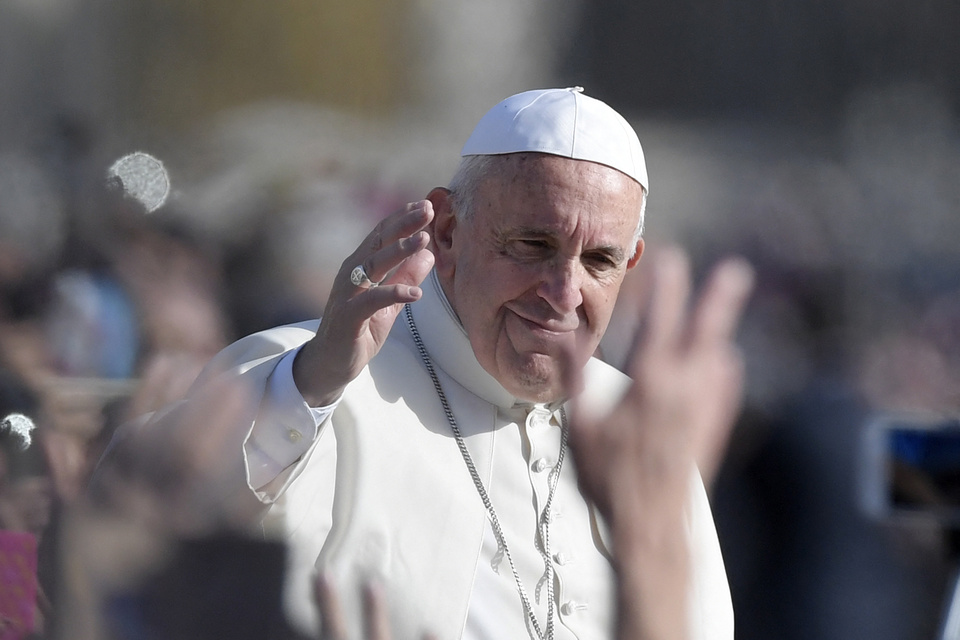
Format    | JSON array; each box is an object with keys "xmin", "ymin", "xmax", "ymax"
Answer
[{"xmin": 503, "ymin": 355, "xmax": 566, "ymax": 403}]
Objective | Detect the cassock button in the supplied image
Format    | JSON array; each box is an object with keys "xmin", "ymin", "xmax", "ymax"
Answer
[
  {"xmin": 288, "ymin": 429, "xmax": 302, "ymax": 442},
  {"xmin": 560, "ymin": 601, "xmax": 583, "ymax": 616},
  {"xmin": 553, "ymin": 552, "xmax": 570, "ymax": 565},
  {"xmin": 532, "ymin": 458, "xmax": 550, "ymax": 473}
]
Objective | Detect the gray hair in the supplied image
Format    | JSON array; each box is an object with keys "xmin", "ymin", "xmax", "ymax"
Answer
[{"xmin": 448, "ymin": 154, "xmax": 647, "ymax": 257}]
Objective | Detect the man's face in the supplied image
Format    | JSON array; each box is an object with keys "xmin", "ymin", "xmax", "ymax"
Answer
[{"xmin": 434, "ymin": 153, "xmax": 645, "ymax": 403}]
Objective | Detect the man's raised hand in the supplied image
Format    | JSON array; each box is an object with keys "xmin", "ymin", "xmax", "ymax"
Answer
[{"xmin": 294, "ymin": 200, "xmax": 435, "ymax": 407}]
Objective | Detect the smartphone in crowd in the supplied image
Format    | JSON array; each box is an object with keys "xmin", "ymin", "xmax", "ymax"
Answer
[{"xmin": 860, "ymin": 413, "xmax": 960, "ymax": 525}]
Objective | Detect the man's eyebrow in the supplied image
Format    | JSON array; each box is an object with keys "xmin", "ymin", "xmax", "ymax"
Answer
[
  {"xmin": 501, "ymin": 227, "xmax": 628, "ymax": 263},
  {"xmin": 505, "ymin": 226, "xmax": 553, "ymax": 238},
  {"xmin": 590, "ymin": 245, "xmax": 627, "ymax": 264},
  {"xmin": 492, "ymin": 226, "xmax": 553, "ymax": 246}
]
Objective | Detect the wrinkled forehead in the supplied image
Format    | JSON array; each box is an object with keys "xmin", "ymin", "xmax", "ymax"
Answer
[
  {"xmin": 478, "ymin": 154, "xmax": 644, "ymax": 239},
  {"xmin": 488, "ymin": 153, "xmax": 644, "ymax": 204}
]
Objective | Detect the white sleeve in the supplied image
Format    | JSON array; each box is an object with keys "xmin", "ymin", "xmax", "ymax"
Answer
[{"xmin": 243, "ymin": 346, "xmax": 339, "ymax": 491}]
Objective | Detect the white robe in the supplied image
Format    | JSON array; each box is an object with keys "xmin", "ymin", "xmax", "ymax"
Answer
[{"xmin": 187, "ymin": 270, "xmax": 734, "ymax": 639}]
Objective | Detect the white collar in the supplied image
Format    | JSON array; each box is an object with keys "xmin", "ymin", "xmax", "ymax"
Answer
[{"xmin": 408, "ymin": 270, "xmax": 519, "ymax": 411}]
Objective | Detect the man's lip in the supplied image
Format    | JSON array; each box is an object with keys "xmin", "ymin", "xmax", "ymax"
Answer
[{"xmin": 506, "ymin": 307, "xmax": 578, "ymax": 334}]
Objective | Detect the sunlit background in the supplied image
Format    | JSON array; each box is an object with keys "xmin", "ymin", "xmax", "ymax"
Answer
[{"xmin": 1, "ymin": 1, "xmax": 959, "ymax": 638}]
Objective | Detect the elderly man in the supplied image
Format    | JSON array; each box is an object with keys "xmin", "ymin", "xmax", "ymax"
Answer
[{"xmin": 154, "ymin": 88, "xmax": 743, "ymax": 640}]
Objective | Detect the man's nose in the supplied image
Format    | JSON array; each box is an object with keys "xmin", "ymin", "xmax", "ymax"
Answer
[{"xmin": 537, "ymin": 260, "xmax": 584, "ymax": 314}]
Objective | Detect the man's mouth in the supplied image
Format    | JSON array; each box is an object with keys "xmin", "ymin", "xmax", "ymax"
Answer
[{"xmin": 505, "ymin": 307, "xmax": 579, "ymax": 338}]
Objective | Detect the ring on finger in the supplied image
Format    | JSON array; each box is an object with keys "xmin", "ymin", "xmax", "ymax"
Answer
[{"xmin": 350, "ymin": 263, "xmax": 379, "ymax": 289}]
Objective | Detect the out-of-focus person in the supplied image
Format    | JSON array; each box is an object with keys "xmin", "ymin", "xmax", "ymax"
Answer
[{"xmin": 1, "ymin": 375, "xmax": 54, "ymax": 640}]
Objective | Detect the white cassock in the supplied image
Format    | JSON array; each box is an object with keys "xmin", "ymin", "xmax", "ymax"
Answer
[{"xmin": 183, "ymin": 269, "xmax": 734, "ymax": 640}]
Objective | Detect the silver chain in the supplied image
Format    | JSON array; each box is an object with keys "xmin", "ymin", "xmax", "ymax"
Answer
[{"xmin": 404, "ymin": 304, "xmax": 567, "ymax": 640}]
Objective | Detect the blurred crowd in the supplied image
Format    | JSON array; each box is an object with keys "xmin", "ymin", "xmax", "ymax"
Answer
[{"xmin": 1, "ymin": 79, "xmax": 959, "ymax": 639}]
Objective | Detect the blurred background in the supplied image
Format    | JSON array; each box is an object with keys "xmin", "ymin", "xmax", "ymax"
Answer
[{"xmin": 1, "ymin": 0, "xmax": 959, "ymax": 638}]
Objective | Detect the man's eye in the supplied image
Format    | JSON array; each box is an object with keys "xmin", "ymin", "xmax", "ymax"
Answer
[
  {"xmin": 517, "ymin": 239, "xmax": 550, "ymax": 251},
  {"xmin": 584, "ymin": 254, "xmax": 617, "ymax": 270}
]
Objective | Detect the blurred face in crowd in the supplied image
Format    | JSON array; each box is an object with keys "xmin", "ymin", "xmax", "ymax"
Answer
[
  {"xmin": 7, "ymin": 474, "xmax": 52, "ymax": 534},
  {"xmin": 432, "ymin": 153, "xmax": 645, "ymax": 403},
  {"xmin": 0, "ymin": 466, "xmax": 53, "ymax": 534}
]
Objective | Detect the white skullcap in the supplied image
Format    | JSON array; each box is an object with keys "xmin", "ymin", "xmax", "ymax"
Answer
[{"xmin": 460, "ymin": 87, "xmax": 648, "ymax": 191}]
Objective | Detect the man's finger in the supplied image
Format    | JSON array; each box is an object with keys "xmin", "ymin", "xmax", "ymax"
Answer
[
  {"xmin": 363, "ymin": 231, "xmax": 431, "ymax": 286},
  {"xmin": 363, "ymin": 580, "xmax": 392, "ymax": 640},
  {"xmin": 642, "ymin": 248, "xmax": 692, "ymax": 350},
  {"xmin": 693, "ymin": 349, "xmax": 745, "ymax": 486},
  {"xmin": 690, "ymin": 257, "xmax": 754, "ymax": 347},
  {"xmin": 315, "ymin": 573, "xmax": 350, "ymax": 640},
  {"xmin": 344, "ymin": 279, "xmax": 430, "ymax": 321},
  {"xmin": 381, "ymin": 245, "xmax": 436, "ymax": 291},
  {"xmin": 359, "ymin": 201, "xmax": 433, "ymax": 263},
  {"xmin": 332, "ymin": 201, "xmax": 433, "ymax": 297}
]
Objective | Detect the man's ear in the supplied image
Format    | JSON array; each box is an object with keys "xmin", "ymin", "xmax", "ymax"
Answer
[
  {"xmin": 626, "ymin": 238, "xmax": 645, "ymax": 270},
  {"xmin": 427, "ymin": 187, "xmax": 458, "ymax": 274}
]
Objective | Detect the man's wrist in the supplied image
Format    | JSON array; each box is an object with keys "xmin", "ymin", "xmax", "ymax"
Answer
[
  {"xmin": 292, "ymin": 342, "xmax": 346, "ymax": 407},
  {"xmin": 614, "ymin": 538, "xmax": 690, "ymax": 640}
]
